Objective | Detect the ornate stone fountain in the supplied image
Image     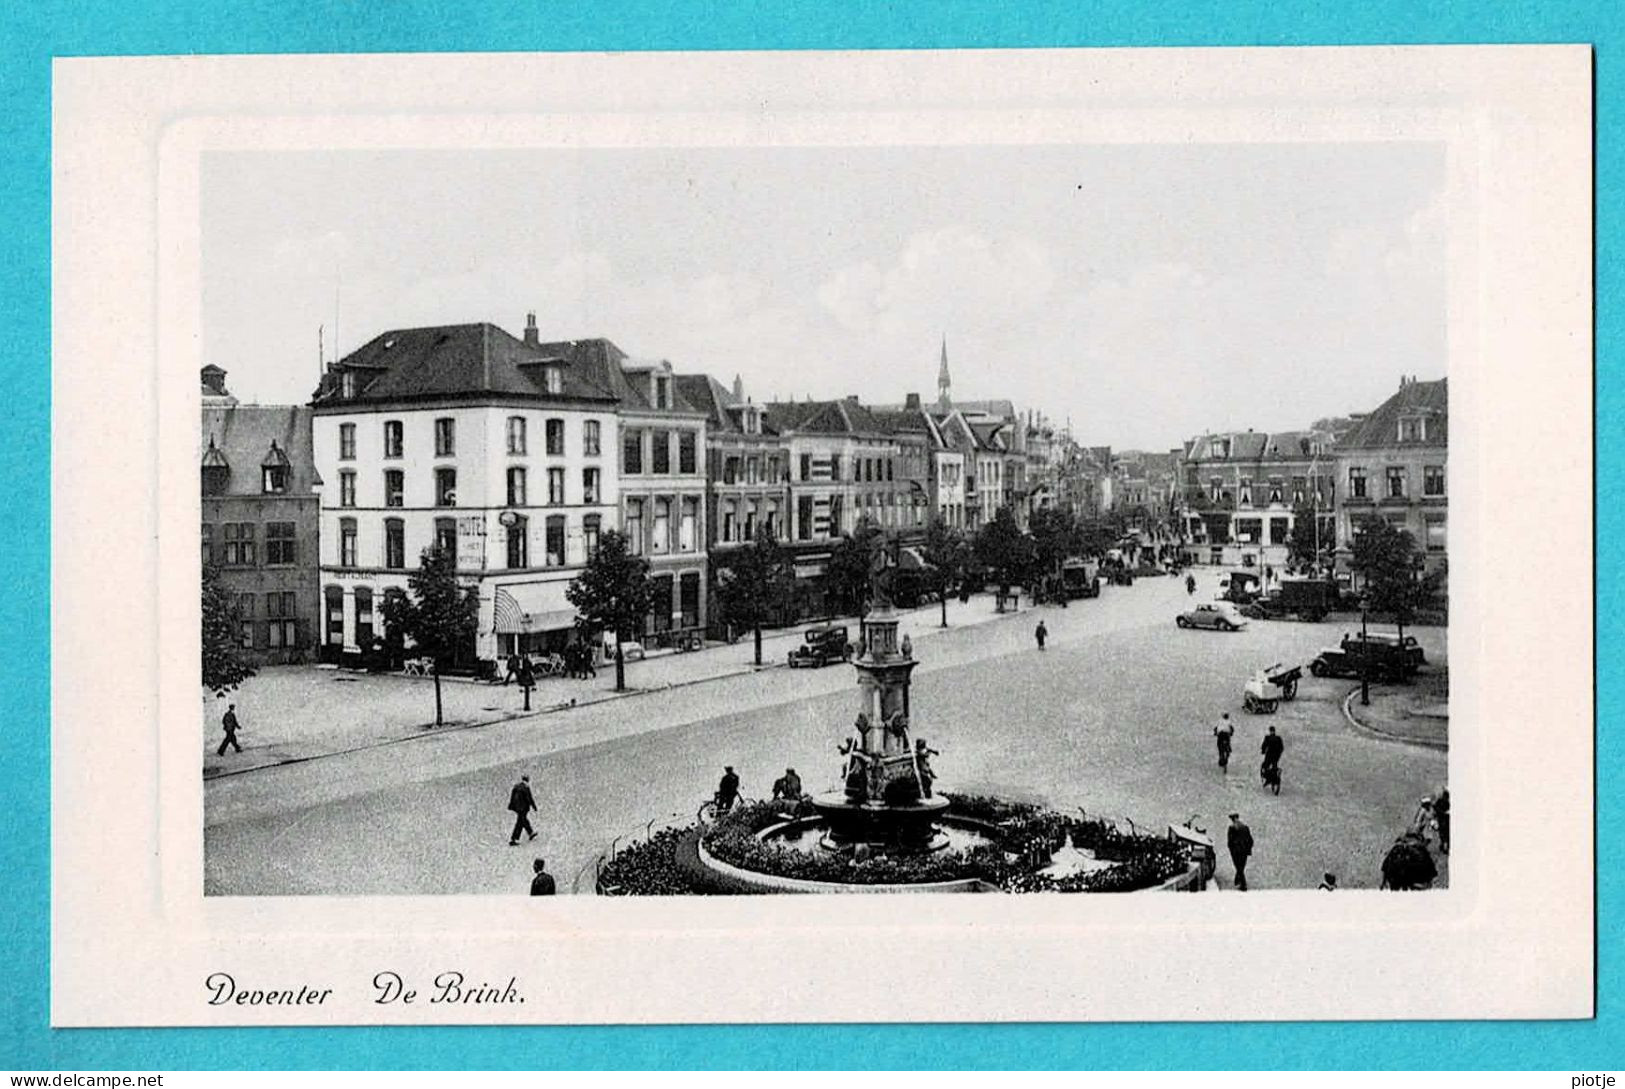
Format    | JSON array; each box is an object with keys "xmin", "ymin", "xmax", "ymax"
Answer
[{"xmin": 810, "ymin": 601, "xmax": 950, "ymax": 852}]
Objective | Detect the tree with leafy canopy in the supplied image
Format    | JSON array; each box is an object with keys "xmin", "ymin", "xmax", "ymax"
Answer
[
  {"xmin": 975, "ymin": 505, "xmax": 1036, "ymax": 600},
  {"xmin": 824, "ymin": 517, "xmax": 885, "ymax": 617},
  {"xmin": 392, "ymin": 545, "xmax": 481, "ymax": 725},
  {"xmin": 202, "ymin": 563, "xmax": 256, "ymax": 697},
  {"xmin": 1351, "ymin": 517, "xmax": 1428, "ymax": 646},
  {"xmin": 567, "ymin": 529, "xmax": 653, "ymax": 692},
  {"xmin": 1028, "ymin": 506, "xmax": 1079, "ymax": 593},
  {"xmin": 1286, "ymin": 501, "xmax": 1333, "ymax": 572},
  {"xmin": 921, "ymin": 517, "xmax": 971, "ymax": 627},
  {"xmin": 716, "ymin": 526, "xmax": 795, "ymax": 665}
]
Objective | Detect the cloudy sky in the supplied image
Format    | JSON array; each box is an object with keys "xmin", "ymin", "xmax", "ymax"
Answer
[{"xmin": 203, "ymin": 142, "xmax": 1445, "ymax": 450}]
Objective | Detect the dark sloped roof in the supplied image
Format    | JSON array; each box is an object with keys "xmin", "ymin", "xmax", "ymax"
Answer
[
  {"xmin": 319, "ymin": 324, "xmax": 617, "ymax": 406},
  {"xmin": 673, "ymin": 373, "xmax": 780, "ymax": 436},
  {"xmin": 1337, "ymin": 379, "xmax": 1448, "ymax": 449},
  {"xmin": 763, "ymin": 399, "xmax": 886, "ymax": 436},
  {"xmin": 956, "ymin": 398, "xmax": 1017, "ymax": 419},
  {"xmin": 200, "ymin": 404, "xmax": 320, "ymax": 495}
]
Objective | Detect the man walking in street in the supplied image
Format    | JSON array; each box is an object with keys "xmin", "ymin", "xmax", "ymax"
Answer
[
  {"xmin": 1035, "ymin": 620, "xmax": 1048, "ymax": 651},
  {"xmin": 217, "ymin": 704, "xmax": 243, "ymax": 756},
  {"xmin": 529, "ymin": 858, "xmax": 556, "ymax": 896},
  {"xmin": 1213, "ymin": 712, "xmax": 1234, "ymax": 773},
  {"xmin": 1227, "ymin": 812, "xmax": 1254, "ymax": 891},
  {"xmin": 507, "ymin": 774, "xmax": 538, "ymax": 846},
  {"xmin": 716, "ymin": 766, "xmax": 741, "ymax": 812}
]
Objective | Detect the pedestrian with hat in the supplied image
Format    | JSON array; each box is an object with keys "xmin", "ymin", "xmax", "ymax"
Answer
[
  {"xmin": 507, "ymin": 774, "xmax": 538, "ymax": 846},
  {"xmin": 1227, "ymin": 812, "xmax": 1254, "ymax": 891}
]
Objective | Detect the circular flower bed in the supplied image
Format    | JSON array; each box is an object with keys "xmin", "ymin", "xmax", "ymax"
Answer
[{"xmin": 597, "ymin": 794, "xmax": 1190, "ymax": 895}]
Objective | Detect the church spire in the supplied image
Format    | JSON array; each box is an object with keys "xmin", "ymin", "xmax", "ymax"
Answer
[{"xmin": 936, "ymin": 335, "xmax": 951, "ymax": 409}]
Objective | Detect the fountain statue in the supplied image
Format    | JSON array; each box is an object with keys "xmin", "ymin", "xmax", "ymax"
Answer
[{"xmin": 811, "ymin": 599, "xmax": 951, "ymax": 851}]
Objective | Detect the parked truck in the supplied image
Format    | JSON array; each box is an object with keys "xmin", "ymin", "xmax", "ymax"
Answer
[
  {"xmin": 1060, "ymin": 558, "xmax": 1102, "ymax": 600},
  {"xmin": 1241, "ymin": 577, "xmax": 1337, "ymax": 623}
]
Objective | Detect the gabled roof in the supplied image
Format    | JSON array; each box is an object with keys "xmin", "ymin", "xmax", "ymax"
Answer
[
  {"xmin": 969, "ymin": 421, "xmax": 1007, "ymax": 451},
  {"xmin": 673, "ymin": 373, "xmax": 780, "ymax": 436},
  {"xmin": 762, "ymin": 399, "xmax": 885, "ymax": 437},
  {"xmin": 956, "ymin": 398, "xmax": 1017, "ymax": 420},
  {"xmin": 200, "ymin": 404, "xmax": 321, "ymax": 496},
  {"xmin": 1337, "ymin": 378, "xmax": 1448, "ymax": 450},
  {"xmin": 316, "ymin": 323, "xmax": 617, "ymax": 406},
  {"xmin": 531, "ymin": 338, "xmax": 700, "ymax": 415}
]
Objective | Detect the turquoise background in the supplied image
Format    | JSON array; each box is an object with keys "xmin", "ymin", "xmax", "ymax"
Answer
[{"xmin": 0, "ymin": 0, "xmax": 1613, "ymax": 1070}]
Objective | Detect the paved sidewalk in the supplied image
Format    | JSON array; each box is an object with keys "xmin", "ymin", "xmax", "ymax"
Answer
[
  {"xmin": 202, "ymin": 592, "xmax": 1033, "ymax": 778},
  {"xmin": 1343, "ymin": 666, "xmax": 1449, "ymax": 749}
]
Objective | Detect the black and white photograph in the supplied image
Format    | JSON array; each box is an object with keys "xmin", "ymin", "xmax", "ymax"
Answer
[
  {"xmin": 199, "ymin": 138, "xmax": 1453, "ymax": 899},
  {"xmin": 52, "ymin": 46, "xmax": 1590, "ymax": 1025}
]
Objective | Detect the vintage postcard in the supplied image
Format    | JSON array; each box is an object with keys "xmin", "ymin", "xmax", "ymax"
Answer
[{"xmin": 52, "ymin": 45, "xmax": 1591, "ymax": 1025}]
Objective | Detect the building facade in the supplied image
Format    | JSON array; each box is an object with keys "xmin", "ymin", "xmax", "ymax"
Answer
[
  {"xmin": 201, "ymin": 368, "xmax": 321, "ymax": 665},
  {"xmin": 311, "ymin": 319, "xmax": 621, "ymax": 667},
  {"xmin": 1334, "ymin": 376, "xmax": 1448, "ymax": 577},
  {"xmin": 1177, "ymin": 428, "xmax": 1337, "ymax": 570},
  {"xmin": 538, "ymin": 338, "xmax": 710, "ymax": 639}
]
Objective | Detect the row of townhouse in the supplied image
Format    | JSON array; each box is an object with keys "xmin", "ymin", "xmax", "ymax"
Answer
[
  {"xmin": 1173, "ymin": 375, "xmax": 1448, "ymax": 577},
  {"xmin": 201, "ymin": 318, "xmax": 1065, "ymax": 670}
]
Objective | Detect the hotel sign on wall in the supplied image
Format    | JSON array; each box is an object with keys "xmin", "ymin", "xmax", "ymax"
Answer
[{"xmin": 457, "ymin": 515, "xmax": 487, "ymax": 570}]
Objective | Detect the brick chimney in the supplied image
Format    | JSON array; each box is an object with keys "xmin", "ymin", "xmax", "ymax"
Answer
[
  {"xmin": 200, "ymin": 365, "xmax": 228, "ymax": 395},
  {"xmin": 523, "ymin": 311, "xmax": 539, "ymax": 348},
  {"xmin": 904, "ymin": 392, "xmax": 921, "ymax": 411}
]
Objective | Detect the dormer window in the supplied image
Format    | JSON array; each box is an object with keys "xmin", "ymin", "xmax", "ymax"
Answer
[
  {"xmin": 201, "ymin": 437, "xmax": 230, "ymax": 496},
  {"xmin": 260, "ymin": 440, "xmax": 291, "ymax": 494},
  {"xmin": 340, "ymin": 371, "xmax": 357, "ymax": 399},
  {"xmin": 544, "ymin": 366, "xmax": 562, "ymax": 395},
  {"xmin": 652, "ymin": 375, "xmax": 671, "ymax": 409},
  {"xmin": 1399, "ymin": 415, "xmax": 1426, "ymax": 442}
]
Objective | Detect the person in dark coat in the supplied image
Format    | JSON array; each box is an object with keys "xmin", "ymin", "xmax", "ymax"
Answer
[
  {"xmin": 1260, "ymin": 726, "xmax": 1284, "ymax": 779},
  {"xmin": 217, "ymin": 704, "xmax": 243, "ymax": 756},
  {"xmin": 1226, "ymin": 812, "xmax": 1254, "ymax": 891},
  {"xmin": 716, "ymin": 766, "xmax": 740, "ymax": 812},
  {"xmin": 503, "ymin": 653, "xmax": 522, "ymax": 685},
  {"xmin": 529, "ymin": 858, "xmax": 556, "ymax": 896},
  {"xmin": 507, "ymin": 775, "xmax": 538, "ymax": 846},
  {"xmin": 1034, "ymin": 621, "xmax": 1048, "ymax": 651}
]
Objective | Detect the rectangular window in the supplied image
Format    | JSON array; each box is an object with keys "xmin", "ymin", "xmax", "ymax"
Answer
[
  {"xmin": 744, "ymin": 501, "xmax": 757, "ymax": 542},
  {"xmin": 623, "ymin": 429, "xmax": 644, "ymax": 475},
  {"xmin": 339, "ymin": 423, "xmax": 355, "ymax": 460},
  {"xmin": 583, "ymin": 515, "xmax": 601, "ymax": 560},
  {"xmin": 384, "ymin": 420, "xmax": 403, "ymax": 458},
  {"xmin": 201, "ymin": 523, "xmax": 214, "ymax": 565},
  {"xmin": 651, "ymin": 430, "xmax": 671, "ymax": 474},
  {"xmin": 680, "ymin": 497, "xmax": 697, "ymax": 551},
  {"xmin": 384, "ymin": 469, "xmax": 404, "ymax": 508},
  {"xmin": 1387, "ymin": 466, "xmax": 1407, "ymax": 499},
  {"xmin": 507, "ymin": 516, "xmax": 529, "ymax": 569},
  {"xmin": 799, "ymin": 454, "xmax": 811, "ymax": 481},
  {"xmin": 723, "ymin": 457, "xmax": 739, "ymax": 485},
  {"xmin": 353, "ymin": 589, "xmax": 373, "ymax": 649},
  {"xmin": 507, "ymin": 467, "xmax": 527, "ymax": 507},
  {"xmin": 1426, "ymin": 516, "xmax": 1447, "ymax": 552},
  {"xmin": 1349, "ymin": 467, "xmax": 1368, "ymax": 499},
  {"xmin": 652, "ymin": 499, "xmax": 671, "ymax": 553},
  {"xmin": 236, "ymin": 592, "xmax": 255, "ymax": 648},
  {"xmin": 546, "ymin": 515, "xmax": 565, "ymax": 566},
  {"xmin": 584, "ymin": 419, "xmax": 601, "ymax": 456},
  {"xmin": 1400, "ymin": 417, "xmax": 1425, "ymax": 442},
  {"xmin": 797, "ymin": 495, "xmax": 813, "ymax": 540},
  {"xmin": 548, "ymin": 468, "xmax": 565, "ymax": 505},
  {"xmin": 435, "ymin": 467, "xmax": 457, "ymax": 507},
  {"xmin": 679, "ymin": 431, "xmax": 697, "ymax": 474},
  {"xmin": 1269, "ymin": 517, "xmax": 1289, "ymax": 545},
  {"xmin": 745, "ymin": 457, "xmax": 759, "ymax": 485},
  {"xmin": 1424, "ymin": 465, "xmax": 1445, "ymax": 497},
  {"xmin": 655, "ymin": 376, "xmax": 671, "ymax": 409},
  {"xmin": 583, "ymin": 467, "xmax": 600, "ymax": 504},
  {"xmin": 723, "ymin": 501, "xmax": 737, "ymax": 543},
  {"xmin": 265, "ymin": 522, "xmax": 296, "ymax": 565},
  {"xmin": 764, "ymin": 501, "xmax": 778, "ymax": 540},
  {"xmin": 384, "ymin": 518, "xmax": 405, "ymax": 570},
  {"xmin": 434, "ymin": 417, "xmax": 455, "ymax": 457},
  {"xmin": 680, "ymin": 572, "xmax": 701, "ymax": 629},
  {"xmin": 339, "ymin": 471, "xmax": 356, "ymax": 508},
  {"xmin": 767, "ymin": 455, "xmax": 780, "ymax": 482},
  {"xmin": 435, "ymin": 517, "xmax": 457, "ymax": 556},
  {"xmin": 544, "ymin": 367, "xmax": 562, "ymax": 395},
  {"xmin": 625, "ymin": 499, "xmax": 644, "ymax": 556},
  {"xmin": 507, "ymin": 416, "xmax": 527, "ymax": 455},
  {"xmin": 222, "ymin": 522, "xmax": 256, "ymax": 566},
  {"xmin": 546, "ymin": 418, "xmax": 564, "ymax": 456},
  {"xmin": 339, "ymin": 518, "xmax": 357, "ymax": 567},
  {"xmin": 262, "ymin": 465, "xmax": 288, "ymax": 494},
  {"xmin": 326, "ymin": 587, "xmax": 344, "ymax": 644}
]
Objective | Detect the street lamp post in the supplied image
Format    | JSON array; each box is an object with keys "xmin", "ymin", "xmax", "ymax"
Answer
[{"xmin": 1359, "ymin": 597, "xmax": 1371, "ymax": 707}]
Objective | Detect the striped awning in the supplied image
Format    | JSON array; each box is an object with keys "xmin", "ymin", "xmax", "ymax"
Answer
[{"xmin": 493, "ymin": 582, "xmax": 578, "ymax": 635}]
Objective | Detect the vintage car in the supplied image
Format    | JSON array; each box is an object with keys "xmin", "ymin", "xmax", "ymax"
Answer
[
  {"xmin": 787, "ymin": 624, "xmax": 853, "ymax": 668},
  {"xmin": 1345, "ymin": 631, "xmax": 1426, "ymax": 667},
  {"xmin": 1309, "ymin": 640, "xmax": 1414, "ymax": 681},
  {"xmin": 1175, "ymin": 601, "xmax": 1248, "ymax": 632}
]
